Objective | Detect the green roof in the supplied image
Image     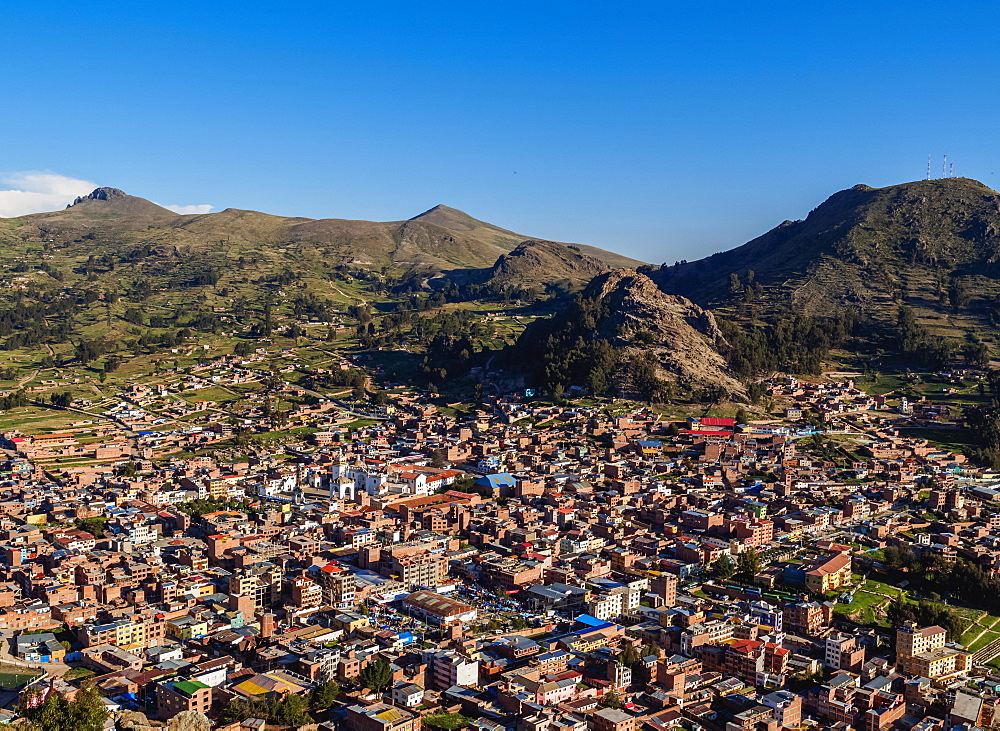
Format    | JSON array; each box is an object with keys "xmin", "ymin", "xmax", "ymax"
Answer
[{"xmin": 172, "ymin": 680, "xmax": 209, "ymax": 696}]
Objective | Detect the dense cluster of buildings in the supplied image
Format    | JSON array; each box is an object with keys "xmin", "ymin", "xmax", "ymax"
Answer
[{"xmin": 0, "ymin": 374, "xmax": 997, "ymax": 731}]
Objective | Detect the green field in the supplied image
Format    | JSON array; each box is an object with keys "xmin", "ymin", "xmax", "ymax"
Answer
[
  {"xmin": 895, "ymin": 427, "xmax": 976, "ymax": 453},
  {"xmin": 0, "ymin": 671, "xmax": 41, "ymax": 689}
]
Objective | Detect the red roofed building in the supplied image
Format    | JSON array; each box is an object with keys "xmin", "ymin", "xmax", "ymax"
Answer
[
  {"xmin": 689, "ymin": 417, "xmax": 736, "ymax": 432},
  {"xmin": 724, "ymin": 639, "xmax": 764, "ymax": 684}
]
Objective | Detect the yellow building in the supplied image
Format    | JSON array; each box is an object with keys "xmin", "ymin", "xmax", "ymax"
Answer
[
  {"xmin": 166, "ymin": 616, "xmax": 209, "ymax": 641},
  {"xmin": 896, "ymin": 622, "xmax": 969, "ymax": 679},
  {"xmin": 804, "ymin": 554, "xmax": 852, "ymax": 594},
  {"xmin": 905, "ymin": 646, "xmax": 969, "ymax": 679},
  {"xmin": 115, "ymin": 620, "xmax": 146, "ymax": 652}
]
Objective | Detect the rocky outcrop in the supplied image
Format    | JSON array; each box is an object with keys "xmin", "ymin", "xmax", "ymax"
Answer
[
  {"xmin": 69, "ymin": 187, "xmax": 129, "ymax": 206},
  {"xmin": 583, "ymin": 269, "xmax": 744, "ymax": 397},
  {"xmin": 115, "ymin": 709, "xmax": 159, "ymax": 731},
  {"xmin": 168, "ymin": 711, "xmax": 211, "ymax": 731}
]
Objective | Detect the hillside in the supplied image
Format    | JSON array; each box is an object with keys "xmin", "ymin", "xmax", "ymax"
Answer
[
  {"xmin": 5, "ymin": 188, "xmax": 638, "ymax": 276},
  {"xmin": 439, "ymin": 239, "xmax": 613, "ymax": 297},
  {"xmin": 411, "ymin": 204, "xmax": 644, "ymax": 270},
  {"xmin": 511, "ymin": 268, "xmax": 744, "ymax": 400},
  {"xmin": 653, "ymin": 178, "xmax": 1000, "ymax": 332}
]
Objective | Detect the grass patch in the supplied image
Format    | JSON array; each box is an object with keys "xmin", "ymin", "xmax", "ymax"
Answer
[
  {"xmin": 968, "ymin": 631, "xmax": 1000, "ymax": 653},
  {"xmin": 0, "ymin": 671, "xmax": 41, "ymax": 689},
  {"xmin": 424, "ymin": 713, "xmax": 475, "ymax": 730}
]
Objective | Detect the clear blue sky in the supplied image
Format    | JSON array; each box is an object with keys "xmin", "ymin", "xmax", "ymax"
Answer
[{"xmin": 3, "ymin": 1, "xmax": 999, "ymax": 263}]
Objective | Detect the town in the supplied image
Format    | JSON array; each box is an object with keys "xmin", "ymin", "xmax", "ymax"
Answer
[{"xmin": 0, "ymin": 361, "xmax": 997, "ymax": 731}]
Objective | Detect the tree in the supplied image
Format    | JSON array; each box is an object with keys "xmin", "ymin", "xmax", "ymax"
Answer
[
  {"xmin": 23, "ymin": 682, "xmax": 109, "ymax": 731},
  {"xmin": 641, "ymin": 643, "xmax": 661, "ymax": 660},
  {"xmin": 359, "ymin": 657, "xmax": 393, "ymax": 692},
  {"xmin": 619, "ymin": 644, "xmax": 642, "ymax": 667},
  {"xmin": 737, "ymin": 549, "xmax": 761, "ymax": 580},
  {"xmin": 600, "ymin": 692, "xmax": 623, "ymax": 709},
  {"xmin": 310, "ymin": 679, "xmax": 341, "ymax": 710},
  {"xmin": 274, "ymin": 693, "xmax": 311, "ymax": 726},
  {"xmin": 713, "ymin": 554, "xmax": 736, "ymax": 580}
]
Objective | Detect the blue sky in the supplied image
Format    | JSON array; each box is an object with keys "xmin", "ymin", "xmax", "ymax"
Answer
[{"xmin": 2, "ymin": 1, "xmax": 999, "ymax": 263}]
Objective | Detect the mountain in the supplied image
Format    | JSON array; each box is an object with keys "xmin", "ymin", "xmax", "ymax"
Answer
[
  {"xmin": 653, "ymin": 178, "xmax": 1000, "ymax": 326},
  {"xmin": 409, "ymin": 204, "xmax": 526, "ymax": 250},
  {"xmin": 512, "ymin": 268, "xmax": 744, "ymax": 399},
  {"xmin": 24, "ymin": 187, "xmax": 179, "ymax": 233},
  {"xmin": 5, "ymin": 189, "xmax": 639, "ymax": 274}
]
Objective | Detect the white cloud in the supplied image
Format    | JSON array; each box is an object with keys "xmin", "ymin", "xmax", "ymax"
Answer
[
  {"xmin": 0, "ymin": 172, "xmax": 96, "ymax": 217},
  {"xmin": 162, "ymin": 203, "xmax": 213, "ymax": 215}
]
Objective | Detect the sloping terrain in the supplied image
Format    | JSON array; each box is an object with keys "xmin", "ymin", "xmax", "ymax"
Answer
[
  {"xmin": 653, "ymin": 178, "xmax": 1000, "ymax": 327},
  {"xmin": 411, "ymin": 204, "xmax": 645, "ymax": 269}
]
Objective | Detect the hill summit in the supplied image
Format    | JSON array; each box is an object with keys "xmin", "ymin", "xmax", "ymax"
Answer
[{"xmin": 69, "ymin": 187, "xmax": 132, "ymax": 206}]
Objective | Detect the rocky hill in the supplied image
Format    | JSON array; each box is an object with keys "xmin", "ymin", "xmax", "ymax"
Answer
[
  {"xmin": 653, "ymin": 178, "xmax": 1000, "ymax": 328},
  {"xmin": 441, "ymin": 239, "xmax": 613, "ymax": 296},
  {"xmin": 512, "ymin": 268, "xmax": 744, "ymax": 399}
]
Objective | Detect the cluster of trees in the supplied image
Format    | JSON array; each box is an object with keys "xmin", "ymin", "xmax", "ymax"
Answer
[
  {"xmin": 619, "ymin": 642, "xmax": 660, "ymax": 686},
  {"xmin": 720, "ymin": 314, "xmax": 855, "ymax": 377},
  {"xmin": 728, "ymin": 270, "xmax": 764, "ymax": 302},
  {"xmin": 0, "ymin": 389, "xmax": 29, "ymax": 411},
  {"xmin": 76, "ymin": 516, "xmax": 108, "ymax": 537},
  {"xmin": 49, "ymin": 392, "xmax": 72, "ymax": 408},
  {"xmin": 514, "ymin": 293, "xmax": 623, "ymax": 397},
  {"xmin": 223, "ymin": 694, "xmax": 311, "ymax": 726},
  {"xmin": 881, "ymin": 544, "xmax": 1000, "ymax": 616},
  {"xmin": 74, "ymin": 338, "xmax": 114, "ymax": 365},
  {"xmin": 411, "ymin": 311, "xmax": 498, "ymax": 385},
  {"xmin": 409, "ymin": 310, "xmax": 496, "ymax": 343},
  {"xmin": 395, "ymin": 276, "xmax": 546, "ymax": 306},
  {"xmin": 302, "ymin": 366, "xmax": 367, "ymax": 395},
  {"xmin": 711, "ymin": 549, "xmax": 762, "ymax": 581},
  {"xmin": 291, "ymin": 292, "xmax": 337, "ymax": 322},
  {"xmin": 885, "ymin": 598, "xmax": 963, "ymax": 641},
  {"xmin": 0, "ymin": 296, "xmax": 78, "ymax": 350},
  {"xmin": 629, "ymin": 351, "xmax": 673, "ymax": 403},
  {"xmin": 19, "ymin": 683, "xmax": 108, "ymax": 731},
  {"xmin": 359, "ymin": 657, "xmax": 393, "ymax": 692},
  {"xmin": 896, "ymin": 306, "xmax": 957, "ymax": 369}
]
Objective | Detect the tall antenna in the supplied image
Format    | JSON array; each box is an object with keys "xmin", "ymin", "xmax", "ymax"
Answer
[
  {"xmin": 927, "ymin": 155, "xmax": 931, "ymax": 180},
  {"xmin": 943, "ymin": 154, "xmax": 948, "ymax": 178},
  {"xmin": 950, "ymin": 162, "xmax": 955, "ymax": 178}
]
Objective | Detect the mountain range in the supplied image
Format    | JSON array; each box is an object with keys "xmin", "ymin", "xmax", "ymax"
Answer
[
  {"xmin": 3, "ymin": 188, "xmax": 641, "ymax": 276},
  {"xmin": 2, "ymin": 177, "xmax": 999, "ymax": 399}
]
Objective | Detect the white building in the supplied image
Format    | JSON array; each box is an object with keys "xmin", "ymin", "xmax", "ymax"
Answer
[
  {"xmin": 587, "ymin": 593, "xmax": 623, "ymax": 622},
  {"xmin": 423, "ymin": 650, "xmax": 479, "ymax": 689},
  {"xmin": 391, "ymin": 681, "xmax": 425, "ymax": 707}
]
